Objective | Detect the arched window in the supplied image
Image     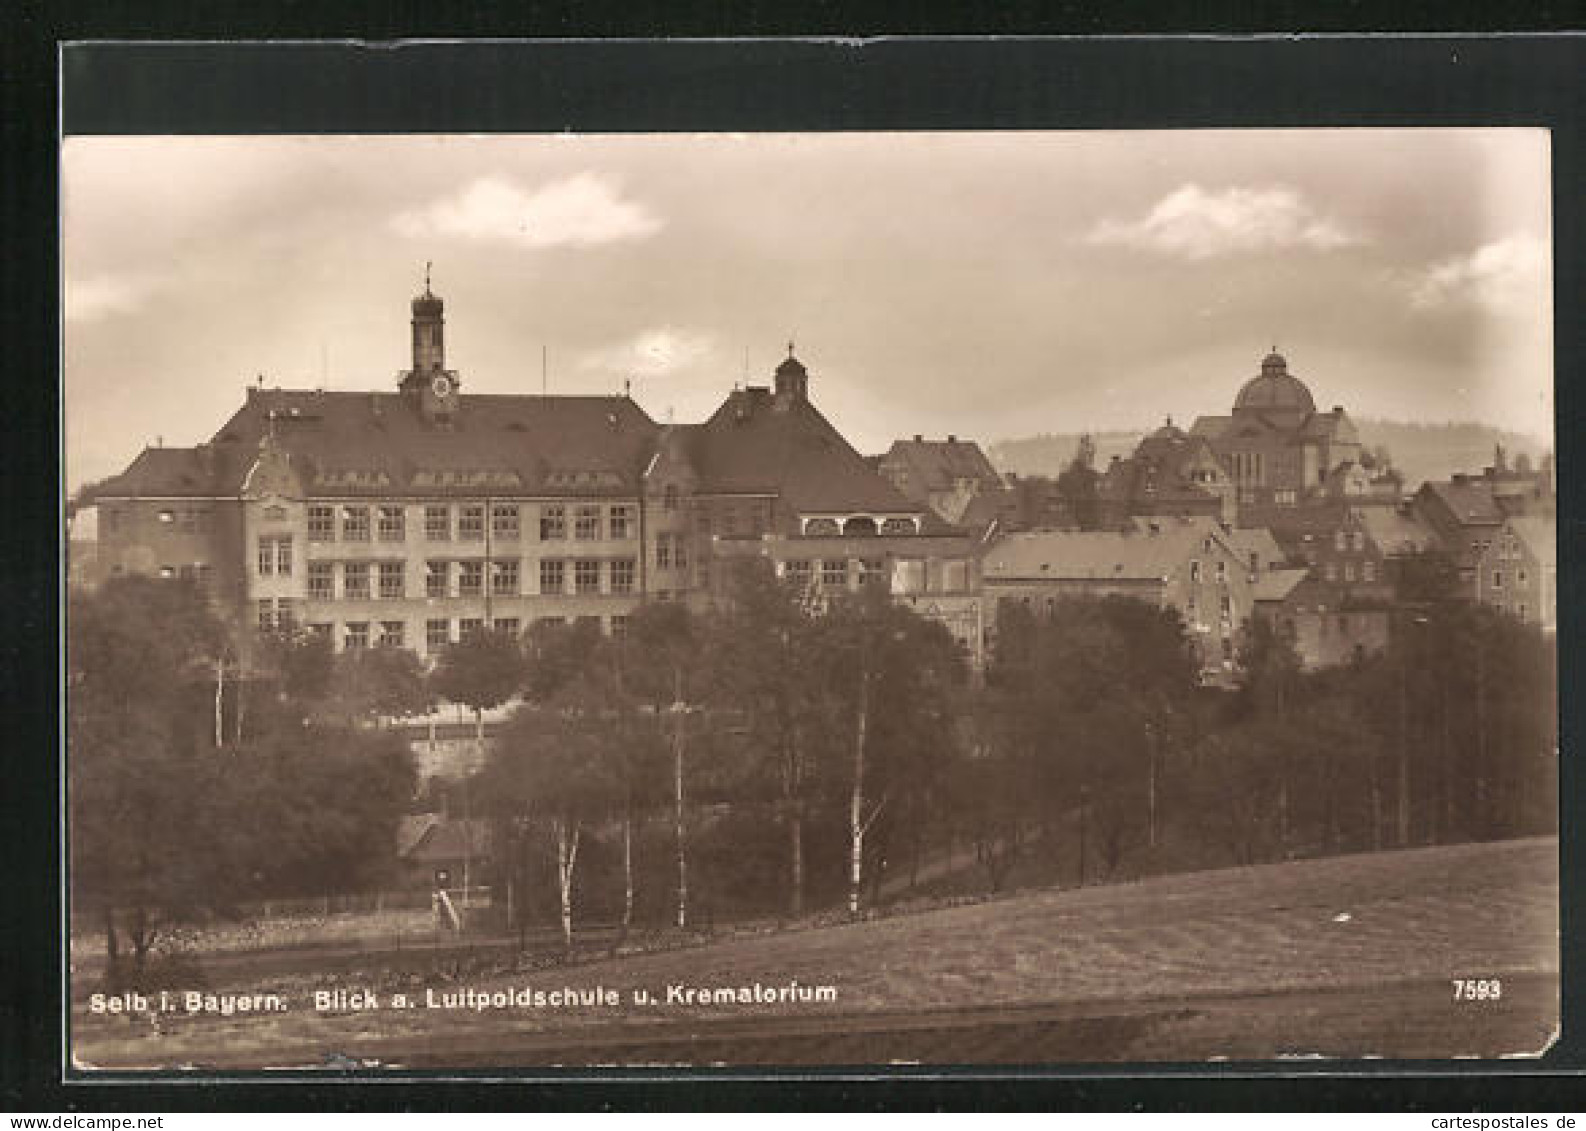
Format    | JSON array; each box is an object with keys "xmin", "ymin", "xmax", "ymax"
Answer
[
  {"xmin": 881, "ymin": 517, "xmax": 917, "ymax": 536},
  {"xmin": 663, "ymin": 484, "xmax": 679, "ymax": 512},
  {"xmin": 805, "ymin": 517, "xmax": 840, "ymax": 537},
  {"xmin": 843, "ymin": 516, "xmax": 878, "ymax": 537}
]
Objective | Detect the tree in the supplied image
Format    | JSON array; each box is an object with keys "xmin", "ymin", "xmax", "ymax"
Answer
[
  {"xmin": 821, "ymin": 586, "xmax": 964, "ymax": 915},
  {"xmin": 706, "ymin": 559, "xmax": 830, "ymax": 918},
  {"xmin": 487, "ymin": 679, "xmax": 645, "ymax": 953},
  {"xmin": 69, "ymin": 577, "xmax": 233, "ymax": 981},
  {"xmin": 624, "ymin": 601, "xmax": 703, "ymax": 928},
  {"xmin": 328, "ymin": 646, "xmax": 433, "ymax": 726},
  {"xmin": 429, "ymin": 627, "xmax": 524, "ymax": 900},
  {"xmin": 1055, "ymin": 434, "xmax": 1102, "ymax": 530}
]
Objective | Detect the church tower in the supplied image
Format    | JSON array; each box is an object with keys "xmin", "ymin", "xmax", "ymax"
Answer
[{"xmin": 398, "ymin": 265, "xmax": 461, "ymax": 423}]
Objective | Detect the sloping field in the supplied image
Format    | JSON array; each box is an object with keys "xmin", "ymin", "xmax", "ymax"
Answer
[{"xmin": 74, "ymin": 837, "xmax": 1558, "ymax": 1069}]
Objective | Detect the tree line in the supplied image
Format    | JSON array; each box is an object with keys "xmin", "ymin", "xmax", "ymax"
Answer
[{"xmin": 69, "ymin": 555, "xmax": 1557, "ymax": 979}]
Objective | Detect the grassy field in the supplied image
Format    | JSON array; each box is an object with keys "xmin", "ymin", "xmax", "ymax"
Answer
[{"xmin": 72, "ymin": 836, "xmax": 1558, "ymax": 1069}]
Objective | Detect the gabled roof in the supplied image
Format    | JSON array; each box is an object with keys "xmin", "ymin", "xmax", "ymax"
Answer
[
  {"xmin": 687, "ymin": 387, "xmax": 927, "ymax": 519},
  {"xmin": 880, "ymin": 437, "xmax": 1002, "ymax": 495},
  {"xmin": 1225, "ymin": 526, "xmax": 1288, "ymax": 571},
  {"xmin": 201, "ymin": 389, "xmax": 659, "ymax": 498},
  {"xmin": 94, "ymin": 446, "xmax": 223, "ymax": 498},
  {"xmin": 1506, "ymin": 515, "xmax": 1556, "ymax": 568},
  {"xmin": 1356, "ymin": 507, "xmax": 1440, "ymax": 555},
  {"xmin": 983, "ymin": 517, "xmax": 1231, "ymax": 582},
  {"xmin": 1251, "ymin": 567, "xmax": 1310, "ymax": 603},
  {"xmin": 401, "ymin": 817, "xmax": 492, "ymax": 863},
  {"xmin": 1419, "ymin": 478, "xmax": 1504, "ymax": 525}
]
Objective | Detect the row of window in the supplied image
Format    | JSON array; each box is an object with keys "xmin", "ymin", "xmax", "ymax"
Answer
[
  {"xmin": 302, "ymin": 557, "xmax": 639, "ymax": 600},
  {"xmin": 783, "ymin": 558, "xmax": 889, "ymax": 590},
  {"xmin": 304, "ymin": 503, "xmax": 635, "ymax": 544},
  {"xmin": 1322, "ymin": 560, "xmax": 1377, "ymax": 583},
  {"xmin": 302, "ymin": 614, "xmax": 629, "ymax": 651}
]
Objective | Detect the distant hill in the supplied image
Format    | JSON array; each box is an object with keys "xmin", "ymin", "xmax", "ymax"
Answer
[{"xmin": 988, "ymin": 419, "xmax": 1551, "ymax": 491}]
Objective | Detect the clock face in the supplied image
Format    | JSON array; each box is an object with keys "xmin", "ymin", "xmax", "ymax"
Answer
[{"xmin": 431, "ymin": 374, "xmax": 453, "ymax": 398}]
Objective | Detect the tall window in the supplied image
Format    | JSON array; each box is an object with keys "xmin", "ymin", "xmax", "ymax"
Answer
[
  {"xmin": 459, "ymin": 504, "xmax": 485, "ymax": 541},
  {"xmin": 493, "ymin": 617, "xmax": 521, "ymax": 638},
  {"xmin": 1335, "ymin": 530, "xmax": 1348, "ymax": 552},
  {"xmin": 426, "ymin": 619, "xmax": 450, "ymax": 649},
  {"xmin": 492, "ymin": 504, "xmax": 520, "ymax": 541},
  {"xmin": 276, "ymin": 599, "xmax": 296, "ymax": 631},
  {"xmin": 656, "ymin": 533, "xmax": 673, "ymax": 569},
  {"xmin": 379, "ymin": 561, "xmax": 404, "ymax": 600},
  {"xmin": 492, "ymin": 559, "xmax": 519, "ymax": 596},
  {"xmin": 1363, "ymin": 560, "xmax": 1376, "ymax": 583},
  {"xmin": 1215, "ymin": 560, "xmax": 1226, "ymax": 583},
  {"xmin": 343, "ymin": 562, "xmax": 370, "ymax": 600},
  {"xmin": 821, "ymin": 559, "xmax": 848, "ymax": 589},
  {"xmin": 540, "ymin": 559, "xmax": 565, "ymax": 594},
  {"xmin": 663, "ymin": 484, "xmax": 679, "ymax": 512},
  {"xmin": 1189, "ymin": 560, "xmax": 1201, "ymax": 583},
  {"xmin": 786, "ymin": 559, "xmax": 813, "ymax": 589},
  {"xmin": 258, "ymin": 536, "xmax": 292, "ymax": 575},
  {"xmin": 575, "ymin": 505, "xmax": 601, "ymax": 540},
  {"xmin": 307, "ymin": 561, "xmax": 333, "ymax": 600},
  {"xmin": 426, "ymin": 560, "xmax": 449, "ymax": 598},
  {"xmin": 859, "ymin": 558, "xmax": 887, "ymax": 587},
  {"xmin": 308, "ymin": 505, "xmax": 335, "ymax": 542},
  {"xmin": 378, "ymin": 621, "xmax": 405, "ymax": 648},
  {"xmin": 378, "ymin": 506, "xmax": 406, "ymax": 542},
  {"xmin": 575, "ymin": 559, "xmax": 601, "ymax": 594},
  {"xmin": 540, "ymin": 505, "xmax": 566, "ymax": 541},
  {"xmin": 459, "ymin": 617, "xmax": 484, "ymax": 640},
  {"xmin": 1492, "ymin": 570, "xmax": 1503, "ymax": 589},
  {"xmin": 609, "ymin": 505, "xmax": 633, "ymax": 540},
  {"xmin": 674, "ymin": 537, "xmax": 689, "ymax": 571},
  {"xmin": 1344, "ymin": 561, "xmax": 1356, "ymax": 582},
  {"xmin": 610, "ymin": 615, "xmax": 630, "ymax": 638},
  {"xmin": 610, "ymin": 558, "xmax": 636, "ymax": 595},
  {"xmin": 343, "ymin": 505, "xmax": 370, "ymax": 542},
  {"xmin": 459, "ymin": 561, "xmax": 484, "ymax": 596},
  {"xmin": 344, "ymin": 622, "xmax": 370, "ymax": 650},
  {"xmin": 425, "ymin": 505, "xmax": 451, "ymax": 541},
  {"xmin": 257, "ymin": 598, "xmax": 275, "ymax": 633}
]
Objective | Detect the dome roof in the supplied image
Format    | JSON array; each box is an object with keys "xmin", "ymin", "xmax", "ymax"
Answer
[{"xmin": 1234, "ymin": 351, "xmax": 1315, "ymax": 415}]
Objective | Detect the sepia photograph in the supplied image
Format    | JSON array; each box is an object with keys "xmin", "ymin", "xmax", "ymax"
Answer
[{"xmin": 63, "ymin": 125, "xmax": 1558, "ymax": 1072}]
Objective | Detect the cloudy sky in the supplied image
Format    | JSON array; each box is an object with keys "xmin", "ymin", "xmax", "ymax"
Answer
[{"xmin": 63, "ymin": 129, "xmax": 1552, "ymax": 492}]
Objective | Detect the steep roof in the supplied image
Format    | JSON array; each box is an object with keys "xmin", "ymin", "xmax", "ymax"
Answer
[
  {"xmin": 148, "ymin": 388, "xmax": 661, "ymax": 498},
  {"xmin": 1420, "ymin": 478, "xmax": 1504, "ymax": 525},
  {"xmin": 1251, "ymin": 566, "xmax": 1310, "ymax": 603},
  {"xmin": 983, "ymin": 518, "xmax": 1230, "ymax": 582},
  {"xmin": 1225, "ymin": 526, "xmax": 1288, "ymax": 571},
  {"xmin": 1357, "ymin": 507, "xmax": 1440, "ymax": 555},
  {"xmin": 687, "ymin": 387, "xmax": 927, "ymax": 518},
  {"xmin": 880, "ymin": 437, "xmax": 1002, "ymax": 495},
  {"xmin": 94, "ymin": 447, "xmax": 222, "ymax": 498}
]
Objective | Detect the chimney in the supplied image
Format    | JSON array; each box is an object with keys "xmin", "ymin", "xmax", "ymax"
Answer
[
  {"xmin": 913, "ymin": 434, "xmax": 923, "ymax": 443},
  {"xmin": 948, "ymin": 434, "xmax": 957, "ymax": 443},
  {"xmin": 1333, "ymin": 405, "xmax": 1343, "ymax": 414}
]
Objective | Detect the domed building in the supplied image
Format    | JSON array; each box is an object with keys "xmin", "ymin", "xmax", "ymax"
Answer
[{"xmin": 1188, "ymin": 351, "xmax": 1361, "ymax": 511}]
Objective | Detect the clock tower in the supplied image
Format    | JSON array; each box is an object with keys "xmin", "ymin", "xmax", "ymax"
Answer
[{"xmin": 398, "ymin": 265, "xmax": 461, "ymax": 424}]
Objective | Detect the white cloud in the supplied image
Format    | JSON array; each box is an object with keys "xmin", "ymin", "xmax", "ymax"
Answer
[
  {"xmin": 1085, "ymin": 184, "xmax": 1362, "ymax": 260},
  {"xmin": 65, "ymin": 272, "xmax": 161, "ymax": 323},
  {"xmin": 580, "ymin": 327, "xmax": 717, "ymax": 380},
  {"xmin": 391, "ymin": 173, "xmax": 661, "ymax": 248},
  {"xmin": 1407, "ymin": 234, "xmax": 1550, "ymax": 316}
]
